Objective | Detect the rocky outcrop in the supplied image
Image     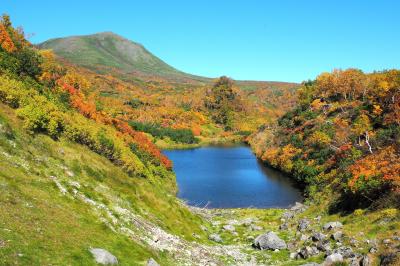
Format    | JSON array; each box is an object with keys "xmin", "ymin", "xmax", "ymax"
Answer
[
  {"xmin": 89, "ymin": 248, "xmax": 118, "ymax": 265},
  {"xmin": 253, "ymin": 231, "xmax": 287, "ymax": 250}
]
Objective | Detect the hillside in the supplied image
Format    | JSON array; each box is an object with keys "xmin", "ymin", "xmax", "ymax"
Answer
[{"xmin": 38, "ymin": 32, "xmax": 207, "ymax": 84}]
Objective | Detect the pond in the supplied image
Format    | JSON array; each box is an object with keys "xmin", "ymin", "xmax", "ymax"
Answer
[{"xmin": 163, "ymin": 145, "xmax": 303, "ymax": 208}]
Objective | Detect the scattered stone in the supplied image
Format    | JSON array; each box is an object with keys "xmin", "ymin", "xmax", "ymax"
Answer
[
  {"xmin": 147, "ymin": 258, "xmax": 160, "ymax": 266},
  {"xmin": 369, "ymin": 247, "xmax": 378, "ymax": 254},
  {"xmin": 333, "ymin": 246, "xmax": 355, "ymax": 258},
  {"xmin": 349, "ymin": 238, "xmax": 358, "ymax": 247},
  {"xmin": 289, "ymin": 252, "xmax": 297, "ymax": 259},
  {"xmin": 222, "ymin": 224, "xmax": 235, "ymax": 232},
  {"xmin": 324, "ymin": 253, "xmax": 343, "ymax": 265},
  {"xmin": 208, "ymin": 234, "xmax": 222, "ymax": 243},
  {"xmin": 200, "ymin": 225, "xmax": 208, "ymax": 231},
  {"xmin": 279, "ymin": 222, "xmax": 288, "ymax": 230},
  {"xmin": 282, "ymin": 211, "xmax": 295, "ymax": 220},
  {"xmin": 316, "ymin": 240, "xmax": 331, "ymax": 252},
  {"xmin": 241, "ymin": 218, "xmax": 255, "ymax": 226},
  {"xmin": 331, "ymin": 231, "xmax": 343, "ymax": 241},
  {"xmin": 298, "ymin": 219, "xmax": 310, "ymax": 232},
  {"xmin": 393, "ymin": 236, "xmax": 400, "ymax": 241},
  {"xmin": 300, "ymin": 263, "xmax": 320, "ymax": 266},
  {"xmin": 312, "ymin": 232, "xmax": 326, "ymax": 242},
  {"xmin": 290, "ymin": 202, "xmax": 307, "ymax": 213},
  {"xmin": 66, "ymin": 170, "xmax": 74, "ymax": 177},
  {"xmin": 253, "ymin": 231, "xmax": 287, "ymax": 250},
  {"xmin": 249, "ymin": 224, "xmax": 262, "ymax": 231},
  {"xmin": 323, "ymin": 221, "xmax": 343, "ymax": 231},
  {"xmin": 380, "ymin": 252, "xmax": 400, "ymax": 266},
  {"xmin": 360, "ymin": 255, "xmax": 371, "ymax": 266},
  {"xmin": 300, "ymin": 234, "xmax": 308, "ymax": 241},
  {"xmin": 298, "ymin": 246, "xmax": 319, "ymax": 259},
  {"xmin": 89, "ymin": 248, "xmax": 118, "ymax": 265},
  {"xmin": 382, "ymin": 239, "xmax": 391, "ymax": 245},
  {"xmin": 315, "ymin": 215, "xmax": 322, "ymax": 222}
]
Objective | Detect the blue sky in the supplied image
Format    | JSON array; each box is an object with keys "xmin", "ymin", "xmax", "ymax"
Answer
[{"xmin": 2, "ymin": 1, "xmax": 399, "ymax": 82}]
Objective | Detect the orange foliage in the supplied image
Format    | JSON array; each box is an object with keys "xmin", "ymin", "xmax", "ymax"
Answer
[
  {"xmin": 0, "ymin": 23, "xmax": 16, "ymax": 52},
  {"xmin": 349, "ymin": 146, "xmax": 400, "ymax": 191}
]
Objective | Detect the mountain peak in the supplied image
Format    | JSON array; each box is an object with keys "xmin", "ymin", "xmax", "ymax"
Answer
[{"xmin": 38, "ymin": 32, "xmax": 200, "ymax": 82}]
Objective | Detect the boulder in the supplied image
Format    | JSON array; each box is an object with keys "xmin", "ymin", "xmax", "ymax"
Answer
[
  {"xmin": 298, "ymin": 219, "xmax": 310, "ymax": 232},
  {"xmin": 331, "ymin": 231, "xmax": 343, "ymax": 241},
  {"xmin": 290, "ymin": 202, "xmax": 307, "ymax": 213},
  {"xmin": 89, "ymin": 248, "xmax": 118, "ymax": 265},
  {"xmin": 209, "ymin": 234, "xmax": 222, "ymax": 243},
  {"xmin": 324, "ymin": 253, "xmax": 343, "ymax": 265},
  {"xmin": 282, "ymin": 211, "xmax": 295, "ymax": 220},
  {"xmin": 323, "ymin": 221, "xmax": 343, "ymax": 231},
  {"xmin": 223, "ymin": 224, "xmax": 235, "ymax": 232},
  {"xmin": 147, "ymin": 258, "xmax": 160, "ymax": 266},
  {"xmin": 253, "ymin": 231, "xmax": 287, "ymax": 250},
  {"xmin": 311, "ymin": 232, "xmax": 326, "ymax": 242}
]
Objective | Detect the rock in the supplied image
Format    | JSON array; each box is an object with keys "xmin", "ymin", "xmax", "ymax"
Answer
[
  {"xmin": 253, "ymin": 231, "xmax": 287, "ymax": 250},
  {"xmin": 315, "ymin": 215, "xmax": 322, "ymax": 222},
  {"xmin": 241, "ymin": 218, "xmax": 255, "ymax": 226},
  {"xmin": 300, "ymin": 263, "xmax": 320, "ymax": 266},
  {"xmin": 324, "ymin": 253, "xmax": 343, "ymax": 265},
  {"xmin": 147, "ymin": 258, "xmax": 159, "ymax": 266},
  {"xmin": 349, "ymin": 238, "xmax": 358, "ymax": 247},
  {"xmin": 208, "ymin": 234, "xmax": 222, "ymax": 243},
  {"xmin": 282, "ymin": 211, "xmax": 295, "ymax": 220},
  {"xmin": 333, "ymin": 246, "xmax": 355, "ymax": 258},
  {"xmin": 323, "ymin": 221, "xmax": 343, "ymax": 231},
  {"xmin": 300, "ymin": 234, "xmax": 308, "ymax": 241},
  {"xmin": 289, "ymin": 252, "xmax": 297, "ymax": 259},
  {"xmin": 382, "ymin": 239, "xmax": 391, "ymax": 245},
  {"xmin": 279, "ymin": 222, "xmax": 288, "ymax": 230},
  {"xmin": 393, "ymin": 236, "xmax": 400, "ymax": 241},
  {"xmin": 369, "ymin": 247, "xmax": 378, "ymax": 254},
  {"xmin": 223, "ymin": 224, "xmax": 235, "ymax": 232},
  {"xmin": 89, "ymin": 248, "xmax": 118, "ymax": 265},
  {"xmin": 331, "ymin": 231, "xmax": 343, "ymax": 241},
  {"xmin": 249, "ymin": 224, "xmax": 262, "ymax": 231},
  {"xmin": 360, "ymin": 255, "xmax": 371, "ymax": 266},
  {"xmin": 316, "ymin": 240, "xmax": 331, "ymax": 252},
  {"xmin": 290, "ymin": 202, "xmax": 307, "ymax": 213},
  {"xmin": 200, "ymin": 225, "xmax": 208, "ymax": 231},
  {"xmin": 380, "ymin": 252, "xmax": 400, "ymax": 266},
  {"xmin": 312, "ymin": 232, "xmax": 326, "ymax": 242},
  {"xmin": 66, "ymin": 170, "xmax": 74, "ymax": 177},
  {"xmin": 298, "ymin": 246, "xmax": 319, "ymax": 259},
  {"xmin": 298, "ymin": 219, "xmax": 310, "ymax": 232}
]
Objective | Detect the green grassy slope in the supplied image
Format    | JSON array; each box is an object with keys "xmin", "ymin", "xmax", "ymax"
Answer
[
  {"xmin": 0, "ymin": 104, "xmax": 206, "ymax": 265},
  {"xmin": 38, "ymin": 32, "xmax": 207, "ymax": 83}
]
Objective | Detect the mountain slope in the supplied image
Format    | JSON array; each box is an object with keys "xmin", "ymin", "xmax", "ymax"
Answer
[{"xmin": 38, "ymin": 32, "xmax": 207, "ymax": 83}]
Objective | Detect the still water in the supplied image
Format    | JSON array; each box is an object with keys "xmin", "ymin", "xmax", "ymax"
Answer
[{"xmin": 164, "ymin": 145, "xmax": 303, "ymax": 208}]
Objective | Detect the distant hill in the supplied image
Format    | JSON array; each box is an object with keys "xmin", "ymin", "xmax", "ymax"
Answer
[
  {"xmin": 38, "ymin": 32, "xmax": 298, "ymax": 89},
  {"xmin": 38, "ymin": 32, "xmax": 208, "ymax": 84}
]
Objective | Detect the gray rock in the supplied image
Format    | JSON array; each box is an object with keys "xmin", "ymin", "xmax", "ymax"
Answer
[
  {"xmin": 89, "ymin": 248, "xmax": 118, "ymax": 265},
  {"xmin": 360, "ymin": 255, "xmax": 371, "ymax": 266},
  {"xmin": 300, "ymin": 234, "xmax": 309, "ymax": 241},
  {"xmin": 349, "ymin": 238, "xmax": 358, "ymax": 247},
  {"xmin": 279, "ymin": 222, "xmax": 288, "ymax": 230},
  {"xmin": 282, "ymin": 211, "xmax": 295, "ymax": 220},
  {"xmin": 250, "ymin": 224, "xmax": 263, "ymax": 231},
  {"xmin": 147, "ymin": 258, "xmax": 160, "ymax": 266},
  {"xmin": 290, "ymin": 202, "xmax": 307, "ymax": 213},
  {"xmin": 369, "ymin": 247, "xmax": 378, "ymax": 254},
  {"xmin": 298, "ymin": 246, "xmax": 319, "ymax": 259},
  {"xmin": 242, "ymin": 218, "xmax": 255, "ymax": 226},
  {"xmin": 382, "ymin": 239, "xmax": 391, "ymax": 245},
  {"xmin": 312, "ymin": 232, "xmax": 326, "ymax": 242},
  {"xmin": 323, "ymin": 221, "xmax": 343, "ymax": 231},
  {"xmin": 393, "ymin": 236, "xmax": 400, "ymax": 241},
  {"xmin": 209, "ymin": 234, "xmax": 222, "ymax": 243},
  {"xmin": 253, "ymin": 231, "xmax": 287, "ymax": 250},
  {"xmin": 324, "ymin": 253, "xmax": 343, "ymax": 265},
  {"xmin": 200, "ymin": 225, "xmax": 208, "ymax": 231},
  {"xmin": 300, "ymin": 263, "xmax": 320, "ymax": 266},
  {"xmin": 331, "ymin": 231, "xmax": 343, "ymax": 241},
  {"xmin": 223, "ymin": 224, "xmax": 235, "ymax": 232},
  {"xmin": 298, "ymin": 219, "xmax": 310, "ymax": 232},
  {"xmin": 316, "ymin": 240, "xmax": 331, "ymax": 252},
  {"xmin": 333, "ymin": 246, "xmax": 355, "ymax": 258},
  {"xmin": 289, "ymin": 252, "xmax": 297, "ymax": 259}
]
